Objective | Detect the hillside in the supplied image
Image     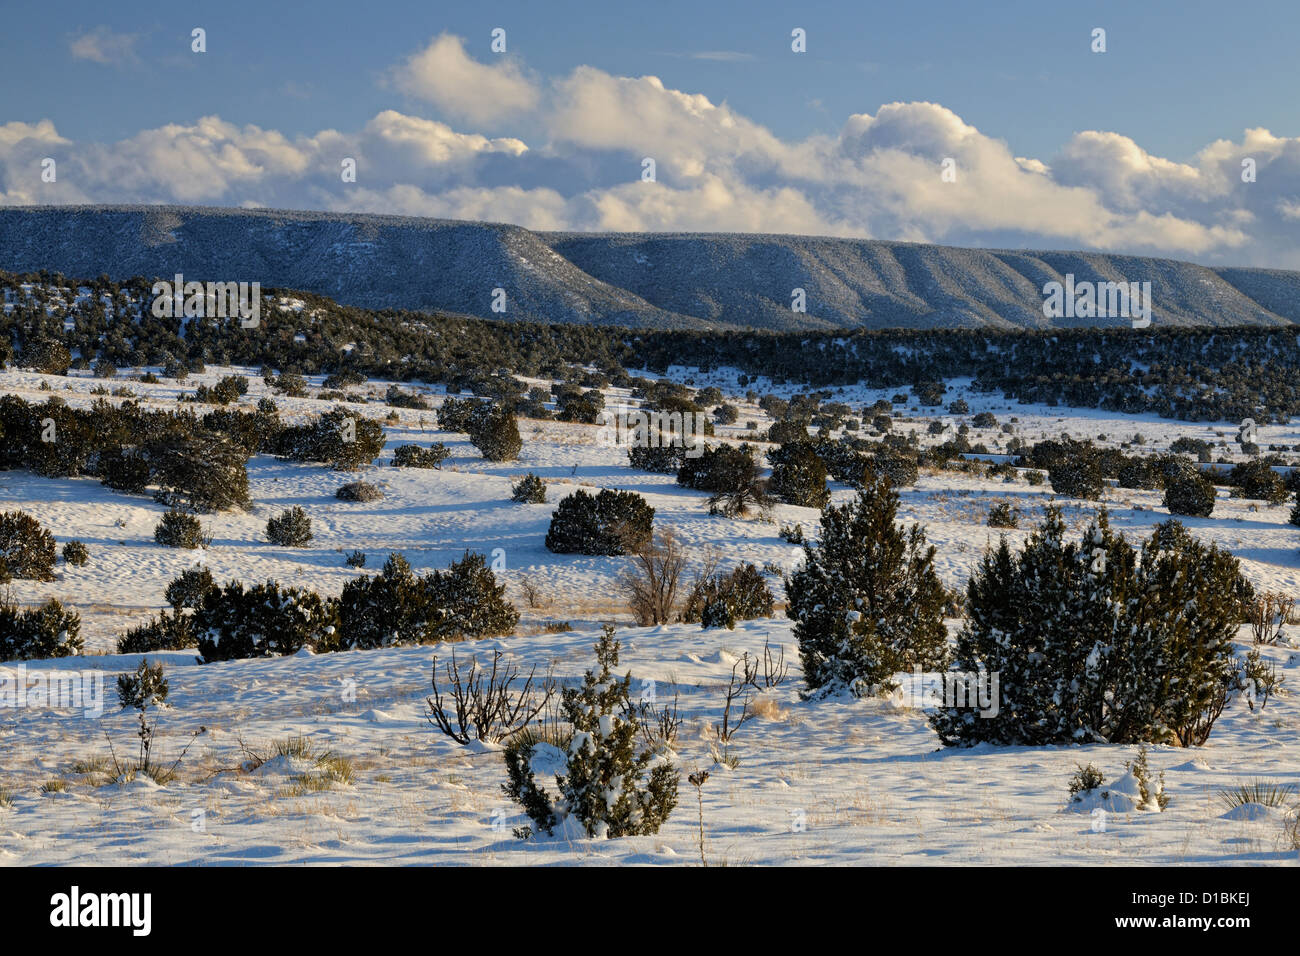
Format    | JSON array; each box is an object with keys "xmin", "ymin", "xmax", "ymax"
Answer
[{"xmin": 0, "ymin": 204, "xmax": 1297, "ymax": 330}]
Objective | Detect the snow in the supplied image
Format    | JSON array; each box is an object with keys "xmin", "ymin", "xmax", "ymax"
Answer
[{"xmin": 0, "ymin": 364, "xmax": 1297, "ymax": 863}]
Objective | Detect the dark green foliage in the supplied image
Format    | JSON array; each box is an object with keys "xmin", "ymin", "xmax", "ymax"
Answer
[
  {"xmin": 117, "ymin": 657, "xmax": 169, "ymax": 711},
  {"xmin": 677, "ymin": 443, "xmax": 755, "ymax": 492},
  {"xmin": 986, "ymin": 502, "xmax": 1019, "ymax": 528},
  {"xmin": 1117, "ymin": 457, "xmax": 1161, "ymax": 490},
  {"xmin": 329, "ymin": 551, "xmax": 518, "ymax": 650},
  {"xmin": 150, "ymin": 434, "xmax": 253, "ymax": 511},
  {"xmin": 502, "ymin": 626, "xmax": 677, "ymax": 839},
  {"xmin": 0, "ymin": 510, "xmax": 57, "ymax": 582},
  {"xmin": 1049, "ymin": 455, "xmax": 1106, "ymax": 499},
  {"xmin": 22, "ymin": 339, "xmax": 72, "ymax": 375},
  {"xmin": 345, "ymin": 550, "xmax": 366, "ymax": 567},
  {"xmin": 336, "ymin": 480, "xmax": 384, "ymax": 502},
  {"xmin": 1228, "ymin": 460, "xmax": 1289, "ymax": 503},
  {"xmin": 277, "ymin": 407, "xmax": 385, "ymax": 470},
  {"xmin": 684, "ymin": 563, "xmax": 775, "ymax": 629},
  {"xmin": 511, "ymin": 473, "xmax": 547, "ymax": 503},
  {"xmin": 0, "ymin": 596, "xmax": 83, "ymax": 660},
  {"xmin": 931, "ymin": 512, "xmax": 1244, "ymax": 747},
  {"xmin": 1164, "ymin": 473, "xmax": 1217, "ymax": 517},
  {"xmin": 627, "ymin": 443, "xmax": 686, "ymax": 474},
  {"xmin": 863, "ymin": 447, "xmax": 919, "ymax": 488},
  {"xmin": 545, "ymin": 489, "xmax": 655, "ymax": 555},
  {"xmin": 164, "ymin": 566, "xmax": 217, "ymax": 610},
  {"xmin": 469, "ymin": 406, "xmax": 523, "ymax": 462},
  {"xmin": 765, "ymin": 418, "xmax": 810, "ymax": 444},
  {"xmin": 62, "ymin": 540, "xmax": 89, "ymax": 566},
  {"xmin": 392, "ymin": 443, "xmax": 449, "ymax": 469},
  {"xmin": 386, "ymin": 384, "xmax": 432, "ymax": 410},
  {"xmin": 116, "ymin": 609, "xmax": 195, "ymax": 653},
  {"xmin": 266, "ymin": 506, "xmax": 313, "ymax": 547},
  {"xmin": 786, "ymin": 476, "xmax": 950, "ymax": 696},
  {"xmin": 154, "ymin": 509, "xmax": 208, "ymax": 549},
  {"xmin": 195, "ymin": 579, "xmax": 337, "ymax": 661},
  {"xmin": 768, "ymin": 442, "xmax": 831, "ymax": 509},
  {"xmin": 99, "ymin": 447, "xmax": 152, "ymax": 494}
]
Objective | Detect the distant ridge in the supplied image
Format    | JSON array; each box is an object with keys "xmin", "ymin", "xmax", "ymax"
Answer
[{"xmin": 1, "ymin": 204, "xmax": 1296, "ymax": 331}]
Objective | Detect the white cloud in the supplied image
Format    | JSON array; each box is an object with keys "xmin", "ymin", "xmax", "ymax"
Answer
[
  {"xmin": 68, "ymin": 26, "xmax": 139, "ymax": 66},
  {"xmin": 3, "ymin": 59, "xmax": 1299, "ymax": 268},
  {"xmin": 391, "ymin": 33, "xmax": 539, "ymax": 125}
]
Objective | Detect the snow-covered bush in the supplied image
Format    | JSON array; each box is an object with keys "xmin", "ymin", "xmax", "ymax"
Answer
[
  {"xmin": 195, "ymin": 579, "xmax": 337, "ymax": 661},
  {"xmin": 392, "ymin": 443, "xmax": 449, "ymax": 469},
  {"xmin": 150, "ymin": 434, "xmax": 253, "ymax": 512},
  {"xmin": 266, "ymin": 506, "xmax": 313, "ymax": 547},
  {"xmin": 336, "ymin": 480, "xmax": 384, "ymax": 502},
  {"xmin": 545, "ymin": 489, "xmax": 654, "ymax": 555},
  {"xmin": 62, "ymin": 540, "xmax": 90, "ymax": 566},
  {"xmin": 98, "ymin": 447, "xmax": 152, "ymax": 494},
  {"xmin": 1048, "ymin": 455, "xmax": 1105, "ymax": 499},
  {"xmin": 330, "ymin": 551, "xmax": 518, "ymax": 650},
  {"xmin": 0, "ymin": 597, "xmax": 83, "ymax": 660},
  {"xmin": 1228, "ymin": 460, "xmax": 1289, "ymax": 503},
  {"xmin": 116, "ymin": 610, "xmax": 196, "ymax": 653},
  {"xmin": 1163, "ymin": 473, "xmax": 1217, "ymax": 517},
  {"xmin": 0, "ymin": 510, "xmax": 57, "ymax": 582},
  {"xmin": 511, "ymin": 473, "xmax": 547, "ymax": 503},
  {"xmin": 502, "ymin": 626, "xmax": 678, "ymax": 840},
  {"xmin": 627, "ymin": 443, "xmax": 685, "ymax": 474},
  {"xmin": 276, "ymin": 407, "xmax": 385, "ymax": 470},
  {"xmin": 469, "ymin": 406, "xmax": 522, "ymax": 462},
  {"xmin": 768, "ymin": 442, "xmax": 830, "ymax": 509},
  {"xmin": 154, "ymin": 509, "xmax": 207, "ymax": 549},
  {"xmin": 164, "ymin": 566, "xmax": 217, "ymax": 610},
  {"xmin": 786, "ymin": 475, "xmax": 950, "ymax": 696},
  {"xmin": 986, "ymin": 502, "xmax": 1018, "ymax": 529},
  {"xmin": 931, "ymin": 512, "xmax": 1244, "ymax": 747},
  {"xmin": 863, "ymin": 447, "xmax": 919, "ymax": 488},
  {"xmin": 683, "ymin": 563, "xmax": 775, "ymax": 629}
]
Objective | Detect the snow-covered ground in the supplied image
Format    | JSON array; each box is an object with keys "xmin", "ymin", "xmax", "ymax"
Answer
[{"xmin": 1, "ymin": 366, "xmax": 1297, "ymax": 865}]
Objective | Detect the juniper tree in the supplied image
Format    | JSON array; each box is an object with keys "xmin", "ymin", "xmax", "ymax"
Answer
[
  {"xmin": 470, "ymin": 406, "xmax": 522, "ymax": 462},
  {"xmin": 502, "ymin": 625, "xmax": 678, "ymax": 839},
  {"xmin": 768, "ymin": 442, "xmax": 831, "ymax": 509},
  {"xmin": 786, "ymin": 474, "xmax": 950, "ymax": 697}
]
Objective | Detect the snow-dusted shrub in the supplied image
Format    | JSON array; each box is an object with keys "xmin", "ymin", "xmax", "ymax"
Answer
[
  {"xmin": 683, "ymin": 563, "xmax": 774, "ymax": 629},
  {"xmin": 502, "ymin": 625, "xmax": 678, "ymax": 840},
  {"xmin": 986, "ymin": 502, "xmax": 1018, "ymax": 529},
  {"xmin": 277, "ymin": 407, "xmax": 385, "ymax": 470},
  {"xmin": 195, "ymin": 579, "xmax": 337, "ymax": 662},
  {"xmin": 164, "ymin": 566, "xmax": 216, "ymax": 610},
  {"xmin": 98, "ymin": 446, "xmax": 152, "ymax": 494},
  {"xmin": 345, "ymin": 550, "xmax": 366, "ymax": 568},
  {"xmin": 22, "ymin": 338, "xmax": 71, "ymax": 375},
  {"xmin": 1228, "ymin": 460, "xmax": 1289, "ymax": 503},
  {"xmin": 154, "ymin": 509, "xmax": 207, "ymax": 549},
  {"xmin": 469, "ymin": 406, "xmax": 522, "ymax": 462},
  {"xmin": 545, "ymin": 489, "xmax": 654, "ymax": 555},
  {"xmin": 62, "ymin": 540, "xmax": 89, "ymax": 566},
  {"xmin": 1067, "ymin": 764, "xmax": 1105, "ymax": 801},
  {"xmin": 330, "ymin": 551, "xmax": 518, "ymax": 650},
  {"xmin": 677, "ymin": 443, "xmax": 757, "ymax": 493},
  {"xmin": 391, "ymin": 443, "xmax": 449, "ymax": 469},
  {"xmin": 150, "ymin": 434, "xmax": 253, "ymax": 511},
  {"xmin": 863, "ymin": 447, "xmax": 919, "ymax": 488},
  {"xmin": 786, "ymin": 475, "xmax": 950, "ymax": 696},
  {"xmin": 1163, "ymin": 473, "xmax": 1216, "ymax": 517},
  {"xmin": 1048, "ymin": 455, "xmax": 1105, "ymax": 499},
  {"xmin": 335, "ymin": 480, "xmax": 384, "ymax": 502},
  {"xmin": 266, "ymin": 506, "xmax": 313, "ymax": 547},
  {"xmin": 511, "ymin": 473, "xmax": 547, "ymax": 503},
  {"xmin": 0, "ymin": 510, "xmax": 57, "ymax": 582},
  {"xmin": 0, "ymin": 597, "xmax": 82, "ymax": 661},
  {"xmin": 931, "ymin": 512, "xmax": 1244, "ymax": 747},
  {"xmin": 768, "ymin": 442, "xmax": 830, "ymax": 509},
  {"xmin": 116, "ymin": 610, "xmax": 196, "ymax": 653},
  {"xmin": 437, "ymin": 397, "xmax": 492, "ymax": 434}
]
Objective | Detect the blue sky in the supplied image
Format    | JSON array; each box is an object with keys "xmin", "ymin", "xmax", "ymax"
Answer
[{"xmin": 2, "ymin": 0, "xmax": 1298, "ymax": 266}]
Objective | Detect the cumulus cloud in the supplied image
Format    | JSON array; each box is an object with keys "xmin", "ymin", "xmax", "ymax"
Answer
[
  {"xmin": 68, "ymin": 26, "xmax": 139, "ymax": 65},
  {"xmin": 391, "ymin": 33, "xmax": 539, "ymax": 125},
  {"xmin": 3, "ymin": 59, "xmax": 1299, "ymax": 267}
]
